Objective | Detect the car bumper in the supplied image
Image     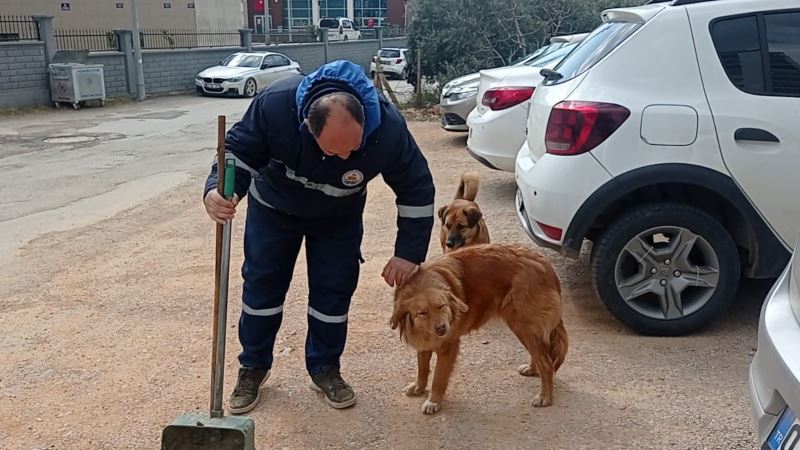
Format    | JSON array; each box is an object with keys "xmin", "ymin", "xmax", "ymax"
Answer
[
  {"xmin": 514, "ymin": 142, "xmax": 613, "ymax": 257},
  {"xmin": 466, "ymin": 105, "xmax": 528, "ymax": 173},
  {"xmin": 748, "ymin": 258, "xmax": 800, "ymax": 446},
  {"xmin": 195, "ymin": 79, "xmax": 247, "ymax": 96},
  {"xmin": 439, "ymin": 96, "xmax": 475, "ymax": 132},
  {"xmin": 370, "ymin": 63, "xmax": 404, "ymax": 77}
]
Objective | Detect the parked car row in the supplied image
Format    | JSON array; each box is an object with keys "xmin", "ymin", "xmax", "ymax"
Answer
[
  {"xmin": 442, "ymin": 1, "xmax": 799, "ymax": 446},
  {"xmin": 195, "ymin": 51, "xmax": 302, "ymax": 98}
]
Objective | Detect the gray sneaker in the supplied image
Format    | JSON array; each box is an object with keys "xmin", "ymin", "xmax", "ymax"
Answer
[
  {"xmin": 227, "ymin": 367, "xmax": 270, "ymax": 414},
  {"xmin": 309, "ymin": 365, "xmax": 356, "ymax": 409}
]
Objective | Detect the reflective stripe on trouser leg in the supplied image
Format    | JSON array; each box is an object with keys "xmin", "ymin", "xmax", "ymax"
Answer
[
  {"xmin": 304, "ymin": 215, "xmax": 363, "ymax": 375},
  {"xmin": 238, "ymin": 201, "xmax": 303, "ymax": 370}
]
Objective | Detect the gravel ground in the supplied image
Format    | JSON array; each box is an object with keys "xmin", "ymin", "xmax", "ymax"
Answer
[{"xmin": 0, "ymin": 121, "xmax": 766, "ymax": 449}]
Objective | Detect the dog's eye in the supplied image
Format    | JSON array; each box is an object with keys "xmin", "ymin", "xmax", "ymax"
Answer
[{"xmin": 417, "ymin": 311, "xmax": 427, "ymax": 316}]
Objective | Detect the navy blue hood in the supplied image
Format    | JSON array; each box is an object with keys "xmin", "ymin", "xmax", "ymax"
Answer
[{"xmin": 295, "ymin": 60, "xmax": 382, "ymax": 140}]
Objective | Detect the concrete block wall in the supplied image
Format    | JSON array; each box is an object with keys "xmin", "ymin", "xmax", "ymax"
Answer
[
  {"xmin": 0, "ymin": 41, "xmax": 50, "ymax": 108},
  {"xmin": 86, "ymin": 52, "xmax": 128, "ymax": 97},
  {"xmin": 254, "ymin": 42, "xmax": 326, "ymax": 75},
  {"xmin": 141, "ymin": 47, "xmax": 242, "ymax": 93}
]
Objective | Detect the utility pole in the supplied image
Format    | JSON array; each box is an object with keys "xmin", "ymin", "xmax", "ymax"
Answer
[
  {"xmin": 130, "ymin": 0, "xmax": 146, "ymax": 101},
  {"xmin": 287, "ymin": 0, "xmax": 293, "ymax": 43}
]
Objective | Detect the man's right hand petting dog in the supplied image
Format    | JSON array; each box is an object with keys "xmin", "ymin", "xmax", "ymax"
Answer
[{"xmin": 390, "ymin": 244, "xmax": 569, "ymax": 415}]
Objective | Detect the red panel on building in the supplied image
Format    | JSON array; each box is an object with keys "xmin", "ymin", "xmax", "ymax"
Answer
[
  {"xmin": 387, "ymin": 0, "xmax": 405, "ymax": 27},
  {"xmin": 252, "ymin": 0, "xmax": 265, "ymax": 14}
]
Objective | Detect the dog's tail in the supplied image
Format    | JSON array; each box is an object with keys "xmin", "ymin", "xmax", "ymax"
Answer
[
  {"xmin": 455, "ymin": 172, "xmax": 480, "ymax": 202},
  {"xmin": 550, "ymin": 320, "xmax": 569, "ymax": 373}
]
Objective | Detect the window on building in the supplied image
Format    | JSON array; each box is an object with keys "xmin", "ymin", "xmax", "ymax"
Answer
[
  {"xmin": 320, "ymin": 0, "xmax": 347, "ymax": 20},
  {"xmin": 282, "ymin": 0, "xmax": 312, "ymax": 28},
  {"xmin": 354, "ymin": 0, "xmax": 387, "ymax": 28}
]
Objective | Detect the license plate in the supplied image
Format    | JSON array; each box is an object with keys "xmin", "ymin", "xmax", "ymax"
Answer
[
  {"xmin": 763, "ymin": 407, "xmax": 800, "ymax": 450},
  {"xmin": 206, "ymin": 83, "xmax": 220, "ymax": 89}
]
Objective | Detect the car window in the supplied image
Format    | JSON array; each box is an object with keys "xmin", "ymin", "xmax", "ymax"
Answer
[
  {"xmin": 343, "ymin": 20, "xmax": 353, "ymax": 29},
  {"xmin": 765, "ymin": 12, "xmax": 800, "ymax": 95},
  {"xmin": 711, "ymin": 11, "xmax": 800, "ymax": 97},
  {"xmin": 222, "ymin": 54, "xmax": 263, "ymax": 68},
  {"xmin": 319, "ymin": 19, "xmax": 338, "ymax": 28},
  {"xmin": 525, "ymin": 42, "xmax": 577, "ymax": 68},
  {"xmin": 512, "ymin": 43, "xmax": 555, "ymax": 66},
  {"xmin": 379, "ymin": 49, "xmax": 401, "ymax": 58},
  {"xmin": 270, "ymin": 55, "xmax": 290, "ymax": 67},
  {"xmin": 545, "ymin": 21, "xmax": 641, "ymax": 85}
]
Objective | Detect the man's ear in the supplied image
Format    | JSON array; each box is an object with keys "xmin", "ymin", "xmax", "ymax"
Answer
[
  {"xmin": 463, "ymin": 206, "xmax": 483, "ymax": 228},
  {"xmin": 447, "ymin": 293, "xmax": 469, "ymax": 314},
  {"xmin": 438, "ymin": 205, "xmax": 448, "ymax": 224}
]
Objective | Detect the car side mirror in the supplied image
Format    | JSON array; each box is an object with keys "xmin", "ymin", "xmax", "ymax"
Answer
[{"xmin": 261, "ymin": 63, "xmax": 270, "ymax": 69}]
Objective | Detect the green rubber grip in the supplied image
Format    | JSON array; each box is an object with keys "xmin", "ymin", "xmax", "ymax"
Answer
[{"xmin": 223, "ymin": 158, "xmax": 236, "ymax": 200}]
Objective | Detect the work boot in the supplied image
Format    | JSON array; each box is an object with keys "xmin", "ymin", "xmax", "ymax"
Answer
[
  {"xmin": 309, "ymin": 365, "xmax": 356, "ymax": 409},
  {"xmin": 227, "ymin": 367, "xmax": 270, "ymax": 414}
]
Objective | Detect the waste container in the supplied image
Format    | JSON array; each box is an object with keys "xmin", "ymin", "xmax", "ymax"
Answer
[{"xmin": 49, "ymin": 62, "xmax": 106, "ymax": 110}]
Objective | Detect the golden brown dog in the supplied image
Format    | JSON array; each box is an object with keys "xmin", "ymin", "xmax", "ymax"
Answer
[
  {"xmin": 437, "ymin": 172, "xmax": 490, "ymax": 253},
  {"xmin": 391, "ymin": 244, "xmax": 568, "ymax": 414}
]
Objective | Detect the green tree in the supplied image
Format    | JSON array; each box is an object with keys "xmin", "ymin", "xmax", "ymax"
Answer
[{"xmin": 408, "ymin": 0, "xmax": 644, "ymax": 87}]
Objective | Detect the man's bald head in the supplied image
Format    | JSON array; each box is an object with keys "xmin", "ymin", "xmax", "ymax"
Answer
[{"xmin": 306, "ymin": 92, "xmax": 365, "ymax": 159}]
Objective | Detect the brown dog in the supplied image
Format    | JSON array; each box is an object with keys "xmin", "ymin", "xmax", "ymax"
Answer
[
  {"xmin": 437, "ymin": 172, "xmax": 490, "ymax": 252},
  {"xmin": 391, "ymin": 244, "xmax": 568, "ymax": 414}
]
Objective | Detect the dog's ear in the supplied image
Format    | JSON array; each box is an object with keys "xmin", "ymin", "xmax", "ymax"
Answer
[
  {"xmin": 437, "ymin": 205, "xmax": 448, "ymax": 224},
  {"xmin": 446, "ymin": 293, "xmax": 469, "ymax": 314},
  {"xmin": 390, "ymin": 300, "xmax": 409, "ymax": 330},
  {"xmin": 463, "ymin": 206, "xmax": 483, "ymax": 228}
]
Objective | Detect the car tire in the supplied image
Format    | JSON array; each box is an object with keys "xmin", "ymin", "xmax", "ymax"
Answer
[
  {"xmin": 401, "ymin": 67, "xmax": 409, "ymax": 80},
  {"xmin": 243, "ymin": 78, "xmax": 257, "ymax": 98},
  {"xmin": 590, "ymin": 203, "xmax": 740, "ymax": 336}
]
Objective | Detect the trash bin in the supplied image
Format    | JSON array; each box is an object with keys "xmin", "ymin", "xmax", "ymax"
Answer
[{"xmin": 49, "ymin": 62, "xmax": 106, "ymax": 110}]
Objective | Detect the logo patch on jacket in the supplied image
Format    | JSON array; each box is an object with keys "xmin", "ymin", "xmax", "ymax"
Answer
[{"xmin": 342, "ymin": 170, "xmax": 364, "ymax": 187}]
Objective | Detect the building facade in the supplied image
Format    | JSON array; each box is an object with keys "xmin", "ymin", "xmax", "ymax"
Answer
[
  {"xmin": 248, "ymin": 0, "xmax": 407, "ymax": 30},
  {"xmin": 1, "ymin": 0, "xmax": 246, "ymax": 31}
]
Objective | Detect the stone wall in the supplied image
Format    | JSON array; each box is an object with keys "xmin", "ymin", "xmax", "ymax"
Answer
[{"xmin": 0, "ymin": 41, "xmax": 50, "ymax": 108}]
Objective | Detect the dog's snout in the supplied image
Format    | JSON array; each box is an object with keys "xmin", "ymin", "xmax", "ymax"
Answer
[
  {"xmin": 445, "ymin": 239, "xmax": 456, "ymax": 248},
  {"xmin": 435, "ymin": 323, "xmax": 447, "ymax": 336}
]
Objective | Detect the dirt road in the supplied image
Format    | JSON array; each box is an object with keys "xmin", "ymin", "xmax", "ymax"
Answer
[{"xmin": 0, "ymin": 99, "xmax": 764, "ymax": 449}]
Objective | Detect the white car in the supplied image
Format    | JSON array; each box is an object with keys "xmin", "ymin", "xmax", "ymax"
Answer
[
  {"xmin": 318, "ymin": 17, "xmax": 362, "ymax": 41},
  {"xmin": 466, "ymin": 43, "xmax": 581, "ymax": 172},
  {"xmin": 439, "ymin": 33, "xmax": 588, "ymax": 132},
  {"xmin": 749, "ymin": 239, "xmax": 800, "ymax": 450},
  {"xmin": 370, "ymin": 47, "xmax": 409, "ymax": 80},
  {"xmin": 515, "ymin": 0, "xmax": 800, "ymax": 336},
  {"xmin": 196, "ymin": 52, "xmax": 301, "ymax": 98}
]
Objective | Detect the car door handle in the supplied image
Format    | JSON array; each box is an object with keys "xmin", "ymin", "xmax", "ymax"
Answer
[{"xmin": 734, "ymin": 128, "xmax": 780, "ymax": 143}]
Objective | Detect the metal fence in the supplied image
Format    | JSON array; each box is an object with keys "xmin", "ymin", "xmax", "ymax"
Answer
[
  {"xmin": 140, "ymin": 29, "xmax": 241, "ymax": 49},
  {"xmin": 54, "ymin": 29, "xmax": 118, "ymax": 52},
  {"xmin": 0, "ymin": 15, "xmax": 40, "ymax": 42}
]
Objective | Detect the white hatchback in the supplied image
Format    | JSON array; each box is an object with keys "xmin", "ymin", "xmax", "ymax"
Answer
[{"xmin": 515, "ymin": 0, "xmax": 800, "ymax": 336}]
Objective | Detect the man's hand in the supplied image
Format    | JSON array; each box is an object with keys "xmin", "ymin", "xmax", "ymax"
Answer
[
  {"xmin": 382, "ymin": 256, "xmax": 418, "ymax": 287},
  {"xmin": 204, "ymin": 190, "xmax": 240, "ymax": 224}
]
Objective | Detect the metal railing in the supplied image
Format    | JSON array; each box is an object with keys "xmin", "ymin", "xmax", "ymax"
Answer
[
  {"xmin": 0, "ymin": 15, "xmax": 40, "ymax": 42},
  {"xmin": 54, "ymin": 29, "xmax": 118, "ymax": 51},
  {"xmin": 139, "ymin": 29, "xmax": 241, "ymax": 49}
]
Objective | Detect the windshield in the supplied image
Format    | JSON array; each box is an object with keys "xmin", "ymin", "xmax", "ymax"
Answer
[
  {"xmin": 379, "ymin": 49, "xmax": 401, "ymax": 58},
  {"xmin": 525, "ymin": 42, "xmax": 578, "ymax": 67},
  {"xmin": 221, "ymin": 54, "xmax": 263, "ymax": 68},
  {"xmin": 546, "ymin": 21, "xmax": 641, "ymax": 84},
  {"xmin": 319, "ymin": 19, "xmax": 339, "ymax": 28},
  {"xmin": 512, "ymin": 43, "xmax": 559, "ymax": 66}
]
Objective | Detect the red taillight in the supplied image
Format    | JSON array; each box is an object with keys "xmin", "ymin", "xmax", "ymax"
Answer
[
  {"xmin": 545, "ymin": 101, "xmax": 630, "ymax": 155},
  {"xmin": 536, "ymin": 222, "xmax": 563, "ymax": 241},
  {"xmin": 481, "ymin": 87, "xmax": 535, "ymax": 111},
  {"xmin": 396, "ymin": 58, "xmax": 402, "ymax": 64}
]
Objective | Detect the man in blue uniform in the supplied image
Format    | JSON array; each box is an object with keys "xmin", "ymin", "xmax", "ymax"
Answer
[{"xmin": 203, "ymin": 60, "xmax": 435, "ymax": 413}]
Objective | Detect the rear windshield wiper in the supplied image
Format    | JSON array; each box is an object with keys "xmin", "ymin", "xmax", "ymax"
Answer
[{"xmin": 540, "ymin": 68, "xmax": 563, "ymax": 81}]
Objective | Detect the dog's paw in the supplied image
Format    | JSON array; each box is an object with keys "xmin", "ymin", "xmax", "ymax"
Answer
[
  {"xmin": 517, "ymin": 364, "xmax": 539, "ymax": 377},
  {"xmin": 532, "ymin": 395, "xmax": 553, "ymax": 408},
  {"xmin": 421, "ymin": 399, "xmax": 441, "ymax": 415},
  {"xmin": 404, "ymin": 382, "xmax": 426, "ymax": 397}
]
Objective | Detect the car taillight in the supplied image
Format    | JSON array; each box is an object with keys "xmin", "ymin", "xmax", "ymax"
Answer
[
  {"xmin": 396, "ymin": 58, "xmax": 403, "ymax": 64},
  {"xmin": 545, "ymin": 101, "xmax": 630, "ymax": 155},
  {"xmin": 536, "ymin": 221, "xmax": 563, "ymax": 241},
  {"xmin": 481, "ymin": 87, "xmax": 535, "ymax": 111}
]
